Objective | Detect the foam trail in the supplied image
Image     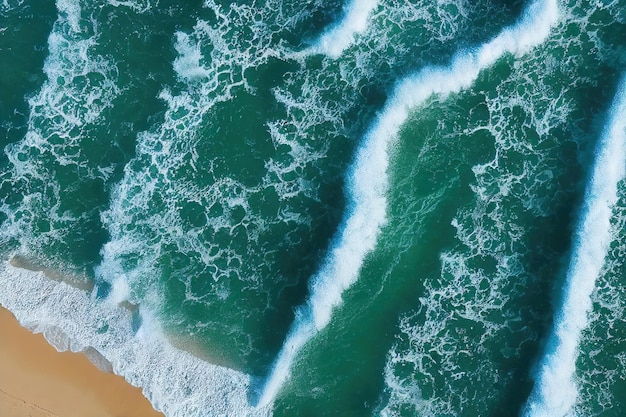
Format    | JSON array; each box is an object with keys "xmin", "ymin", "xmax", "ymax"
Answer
[
  {"xmin": 523, "ymin": 77, "xmax": 626, "ymax": 417},
  {"xmin": 309, "ymin": 0, "xmax": 379, "ymax": 58},
  {"xmin": 256, "ymin": 0, "xmax": 558, "ymax": 407}
]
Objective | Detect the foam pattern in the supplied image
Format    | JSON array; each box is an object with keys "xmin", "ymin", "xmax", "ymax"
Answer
[
  {"xmin": 0, "ymin": 0, "xmax": 120, "ymax": 269},
  {"xmin": 380, "ymin": 0, "xmax": 626, "ymax": 414},
  {"xmin": 259, "ymin": 0, "xmax": 559, "ymax": 407},
  {"xmin": 96, "ymin": 0, "xmax": 354, "ymax": 372},
  {"xmin": 524, "ymin": 76, "xmax": 626, "ymax": 417},
  {"xmin": 575, "ymin": 179, "xmax": 626, "ymax": 416},
  {"xmin": 0, "ymin": 260, "xmax": 269, "ymax": 417}
]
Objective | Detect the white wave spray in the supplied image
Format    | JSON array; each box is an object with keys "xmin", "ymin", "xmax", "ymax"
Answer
[
  {"xmin": 256, "ymin": 0, "xmax": 559, "ymax": 408},
  {"xmin": 523, "ymin": 76, "xmax": 626, "ymax": 417},
  {"xmin": 309, "ymin": 0, "xmax": 379, "ymax": 58}
]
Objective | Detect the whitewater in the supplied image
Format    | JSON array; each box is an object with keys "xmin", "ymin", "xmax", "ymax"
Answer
[
  {"xmin": 1, "ymin": 0, "xmax": 625, "ymax": 416},
  {"xmin": 257, "ymin": 0, "xmax": 559, "ymax": 407},
  {"xmin": 524, "ymin": 77, "xmax": 626, "ymax": 416}
]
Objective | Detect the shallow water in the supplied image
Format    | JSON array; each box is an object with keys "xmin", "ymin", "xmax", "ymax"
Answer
[{"xmin": 1, "ymin": 0, "xmax": 625, "ymax": 416}]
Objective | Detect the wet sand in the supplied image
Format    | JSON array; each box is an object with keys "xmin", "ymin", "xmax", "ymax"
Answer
[{"xmin": 0, "ymin": 306, "xmax": 164, "ymax": 417}]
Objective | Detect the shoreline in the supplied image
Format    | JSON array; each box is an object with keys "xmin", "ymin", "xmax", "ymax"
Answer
[{"xmin": 0, "ymin": 306, "xmax": 164, "ymax": 417}]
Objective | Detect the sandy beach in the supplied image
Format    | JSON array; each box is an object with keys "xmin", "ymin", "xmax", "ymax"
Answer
[{"xmin": 0, "ymin": 306, "xmax": 164, "ymax": 417}]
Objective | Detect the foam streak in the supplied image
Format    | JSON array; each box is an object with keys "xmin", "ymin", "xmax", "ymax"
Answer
[
  {"xmin": 310, "ymin": 0, "xmax": 379, "ymax": 58},
  {"xmin": 256, "ymin": 0, "xmax": 558, "ymax": 407},
  {"xmin": 524, "ymin": 77, "xmax": 626, "ymax": 417}
]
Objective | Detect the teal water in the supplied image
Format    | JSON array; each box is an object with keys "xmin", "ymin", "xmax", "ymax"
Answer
[{"xmin": 1, "ymin": 0, "xmax": 625, "ymax": 416}]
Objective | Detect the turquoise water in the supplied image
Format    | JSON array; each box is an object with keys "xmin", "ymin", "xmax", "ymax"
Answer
[{"xmin": 1, "ymin": 0, "xmax": 625, "ymax": 416}]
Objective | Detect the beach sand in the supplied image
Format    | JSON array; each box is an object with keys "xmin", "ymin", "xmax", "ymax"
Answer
[{"xmin": 0, "ymin": 306, "xmax": 164, "ymax": 417}]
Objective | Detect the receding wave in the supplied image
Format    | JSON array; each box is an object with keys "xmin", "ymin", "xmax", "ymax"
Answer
[{"xmin": 0, "ymin": 260, "xmax": 269, "ymax": 417}]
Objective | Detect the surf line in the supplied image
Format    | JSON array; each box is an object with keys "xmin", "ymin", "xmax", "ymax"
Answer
[
  {"xmin": 255, "ymin": 0, "xmax": 559, "ymax": 408},
  {"xmin": 308, "ymin": 0, "xmax": 380, "ymax": 58},
  {"xmin": 523, "ymin": 77, "xmax": 626, "ymax": 417}
]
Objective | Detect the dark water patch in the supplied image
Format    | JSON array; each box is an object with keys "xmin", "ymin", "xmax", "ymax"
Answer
[
  {"xmin": 245, "ymin": 57, "xmax": 301, "ymax": 94},
  {"xmin": 489, "ymin": 0, "xmax": 525, "ymax": 24},
  {"xmin": 198, "ymin": 92, "xmax": 277, "ymax": 187},
  {"xmin": 92, "ymin": 3, "xmax": 188, "ymax": 180},
  {"xmin": 0, "ymin": 3, "xmax": 56, "ymax": 154}
]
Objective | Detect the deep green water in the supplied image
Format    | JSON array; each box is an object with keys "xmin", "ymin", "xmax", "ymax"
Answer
[{"xmin": 1, "ymin": 0, "xmax": 625, "ymax": 416}]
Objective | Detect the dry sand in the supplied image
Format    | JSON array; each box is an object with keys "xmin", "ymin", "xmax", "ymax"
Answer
[{"xmin": 0, "ymin": 306, "xmax": 164, "ymax": 417}]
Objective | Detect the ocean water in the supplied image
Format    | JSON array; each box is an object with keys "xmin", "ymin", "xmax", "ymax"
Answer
[{"xmin": 0, "ymin": 0, "xmax": 625, "ymax": 416}]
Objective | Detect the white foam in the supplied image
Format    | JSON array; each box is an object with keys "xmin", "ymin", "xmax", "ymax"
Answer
[
  {"xmin": 106, "ymin": 0, "xmax": 153, "ymax": 12},
  {"xmin": 97, "ymin": 9, "xmax": 264, "ymax": 296},
  {"xmin": 93, "ymin": 6, "xmax": 327, "ymax": 398},
  {"xmin": 35, "ymin": 0, "xmax": 118, "ymax": 127},
  {"xmin": 0, "ymin": 259, "xmax": 270, "ymax": 417},
  {"xmin": 0, "ymin": 0, "xmax": 24, "ymax": 12},
  {"xmin": 56, "ymin": 0, "xmax": 82, "ymax": 34},
  {"xmin": 1, "ymin": 0, "xmax": 119, "ymax": 255},
  {"xmin": 573, "ymin": 183, "xmax": 626, "ymax": 415},
  {"xmin": 108, "ymin": 275, "xmax": 131, "ymax": 305},
  {"xmin": 310, "ymin": 0, "xmax": 380, "ymax": 58},
  {"xmin": 98, "ymin": 0, "xmax": 331, "ymax": 295},
  {"xmin": 173, "ymin": 32, "xmax": 212, "ymax": 82},
  {"xmin": 523, "ymin": 77, "xmax": 626, "ymax": 417},
  {"xmin": 257, "ymin": 0, "xmax": 559, "ymax": 407}
]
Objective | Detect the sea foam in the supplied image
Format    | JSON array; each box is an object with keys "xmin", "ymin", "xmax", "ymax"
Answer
[
  {"xmin": 309, "ymin": 0, "xmax": 380, "ymax": 58},
  {"xmin": 0, "ymin": 0, "xmax": 24, "ymax": 12},
  {"xmin": 0, "ymin": 260, "xmax": 270, "ymax": 417},
  {"xmin": 523, "ymin": 77, "xmax": 626, "ymax": 417},
  {"xmin": 2, "ymin": 0, "xmax": 119, "ymax": 259},
  {"xmin": 256, "ymin": 0, "xmax": 559, "ymax": 407}
]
